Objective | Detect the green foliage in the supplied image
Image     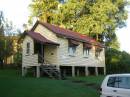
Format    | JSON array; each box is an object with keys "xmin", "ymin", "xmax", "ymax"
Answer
[
  {"xmin": 0, "ymin": 11, "xmax": 4, "ymax": 36},
  {"xmin": 29, "ymin": 0, "xmax": 59, "ymax": 23},
  {"xmin": 105, "ymin": 48, "xmax": 130, "ymax": 74},
  {"xmin": 0, "ymin": 11, "xmax": 15, "ymax": 66},
  {"xmin": 13, "ymin": 52, "xmax": 22, "ymax": 68}
]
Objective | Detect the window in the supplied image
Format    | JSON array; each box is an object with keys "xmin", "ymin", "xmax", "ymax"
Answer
[
  {"xmin": 83, "ymin": 48, "xmax": 90, "ymax": 57},
  {"xmin": 68, "ymin": 39, "xmax": 79, "ymax": 56},
  {"xmin": 107, "ymin": 76, "xmax": 130, "ymax": 89},
  {"xmin": 107, "ymin": 77, "xmax": 119, "ymax": 88},
  {"xmin": 95, "ymin": 47, "xmax": 102, "ymax": 58},
  {"xmin": 68, "ymin": 46, "xmax": 76, "ymax": 56},
  {"xmin": 95, "ymin": 51, "xmax": 100, "ymax": 58},
  {"xmin": 83, "ymin": 43, "xmax": 91, "ymax": 58},
  {"xmin": 26, "ymin": 42, "xmax": 30, "ymax": 54},
  {"xmin": 118, "ymin": 77, "xmax": 130, "ymax": 89}
]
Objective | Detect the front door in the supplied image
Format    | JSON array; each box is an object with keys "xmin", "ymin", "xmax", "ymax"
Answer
[{"xmin": 34, "ymin": 42, "xmax": 44, "ymax": 63}]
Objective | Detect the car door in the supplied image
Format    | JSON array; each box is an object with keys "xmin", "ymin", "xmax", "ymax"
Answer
[
  {"xmin": 115, "ymin": 76, "xmax": 130, "ymax": 97},
  {"xmin": 104, "ymin": 76, "xmax": 119, "ymax": 97}
]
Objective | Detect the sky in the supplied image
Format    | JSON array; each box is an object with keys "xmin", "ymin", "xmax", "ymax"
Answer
[
  {"xmin": 0, "ymin": 0, "xmax": 130, "ymax": 53},
  {"xmin": 116, "ymin": 12, "xmax": 130, "ymax": 53},
  {"xmin": 0, "ymin": 0, "xmax": 31, "ymax": 29}
]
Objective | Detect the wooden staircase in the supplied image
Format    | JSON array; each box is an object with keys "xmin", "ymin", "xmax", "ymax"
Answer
[
  {"xmin": 40, "ymin": 65, "xmax": 61, "ymax": 79},
  {"xmin": 38, "ymin": 54, "xmax": 66, "ymax": 79}
]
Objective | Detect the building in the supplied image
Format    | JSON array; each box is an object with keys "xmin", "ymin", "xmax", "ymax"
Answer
[
  {"xmin": 2, "ymin": 36, "xmax": 20, "ymax": 65},
  {"xmin": 22, "ymin": 21, "xmax": 106, "ymax": 78}
]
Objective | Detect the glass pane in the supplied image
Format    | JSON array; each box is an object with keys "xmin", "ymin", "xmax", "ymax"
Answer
[
  {"xmin": 107, "ymin": 77, "xmax": 119, "ymax": 88},
  {"xmin": 107, "ymin": 77, "xmax": 116, "ymax": 87},
  {"xmin": 83, "ymin": 49, "xmax": 89, "ymax": 57},
  {"xmin": 118, "ymin": 77, "xmax": 130, "ymax": 89},
  {"xmin": 26, "ymin": 42, "xmax": 30, "ymax": 54},
  {"xmin": 69, "ymin": 47, "xmax": 73, "ymax": 55},
  {"xmin": 69, "ymin": 46, "xmax": 76, "ymax": 56}
]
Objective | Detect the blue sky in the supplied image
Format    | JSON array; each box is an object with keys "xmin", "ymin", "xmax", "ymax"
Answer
[{"xmin": 0, "ymin": 0, "xmax": 130, "ymax": 53}]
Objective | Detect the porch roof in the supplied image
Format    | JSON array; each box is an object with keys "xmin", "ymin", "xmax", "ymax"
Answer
[{"xmin": 25, "ymin": 31, "xmax": 59, "ymax": 46}]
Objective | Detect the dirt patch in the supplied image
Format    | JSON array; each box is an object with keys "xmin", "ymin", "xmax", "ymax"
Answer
[
  {"xmin": 71, "ymin": 80, "xmax": 100, "ymax": 91},
  {"xmin": 85, "ymin": 83, "xmax": 100, "ymax": 91},
  {"xmin": 71, "ymin": 80, "xmax": 86, "ymax": 83}
]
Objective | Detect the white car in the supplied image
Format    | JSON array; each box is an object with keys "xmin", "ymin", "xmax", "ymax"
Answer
[{"xmin": 100, "ymin": 74, "xmax": 130, "ymax": 97}]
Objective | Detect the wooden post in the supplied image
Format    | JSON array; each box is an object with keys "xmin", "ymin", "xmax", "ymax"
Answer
[
  {"xmin": 22, "ymin": 67, "xmax": 27, "ymax": 77},
  {"xmin": 95, "ymin": 67, "xmax": 98, "ymax": 76},
  {"xmin": 22, "ymin": 67, "xmax": 25, "ymax": 77},
  {"xmin": 36, "ymin": 66, "xmax": 40, "ymax": 78},
  {"xmin": 63, "ymin": 69, "xmax": 66, "ymax": 76},
  {"xmin": 41, "ymin": 43, "xmax": 44, "ymax": 64},
  {"xmin": 85, "ymin": 66, "xmax": 89, "ymax": 76},
  {"xmin": 72, "ymin": 66, "xmax": 75, "ymax": 77},
  {"xmin": 56, "ymin": 65, "xmax": 60, "ymax": 70}
]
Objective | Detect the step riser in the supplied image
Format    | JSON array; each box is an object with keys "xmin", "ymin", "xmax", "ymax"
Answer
[{"xmin": 40, "ymin": 65, "xmax": 61, "ymax": 79}]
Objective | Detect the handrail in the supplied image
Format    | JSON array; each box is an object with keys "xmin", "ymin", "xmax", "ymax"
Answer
[
  {"xmin": 38, "ymin": 54, "xmax": 53, "ymax": 66},
  {"xmin": 38, "ymin": 53, "xmax": 62, "ymax": 79}
]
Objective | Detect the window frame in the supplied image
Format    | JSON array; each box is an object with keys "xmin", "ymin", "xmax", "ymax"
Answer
[
  {"xmin": 95, "ymin": 51, "xmax": 101, "ymax": 58},
  {"xmin": 68, "ymin": 46, "xmax": 77, "ymax": 56},
  {"xmin": 26, "ymin": 42, "xmax": 30, "ymax": 55},
  {"xmin": 83, "ymin": 48, "xmax": 90, "ymax": 58}
]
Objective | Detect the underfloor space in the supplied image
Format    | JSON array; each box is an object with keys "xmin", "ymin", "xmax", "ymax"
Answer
[
  {"xmin": 97, "ymin": 67, "xmax": 104, "ymax": 75},
  {"xmin": 22, "ymin": 66, "xmax": 106, "ymax": 78},
  {"xmin": 88, "ymin": 67, "xmax": 96, "ymax": 75},
  {"xmin": 75, "ymin": 66, "xmax": 85, "ymax": 76},
  {"xmin": 60, "ymin": 66, "xmax": 105, "ymax": 77},
  {"xmin": 60, "ymin": 66, "xmax": 72, "ymax": 76}
]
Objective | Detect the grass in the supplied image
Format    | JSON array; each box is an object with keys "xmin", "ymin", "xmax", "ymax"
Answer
[{"xmin": 0, "ymin": 69, "xmax": 104, "ymax": 97}]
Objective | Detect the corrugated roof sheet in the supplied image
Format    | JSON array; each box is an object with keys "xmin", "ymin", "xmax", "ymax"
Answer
[
  {"xmin": 25, "ymin": 31, "xmax": 59, "ymax": 45},
  {"xmin": 31, "ymin": 21, "xmax": 104, "ymax": 47}
]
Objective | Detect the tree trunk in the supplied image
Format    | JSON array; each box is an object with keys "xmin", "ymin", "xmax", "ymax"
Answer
[
  {"xmin": 96, "ymin": 34, "xmax": 99, "ymax": 41},
  {"xmin": 0, "ymin": 58, "xmax": 4, "ymax": 69}
]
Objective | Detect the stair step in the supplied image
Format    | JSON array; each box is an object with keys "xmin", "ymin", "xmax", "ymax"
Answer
[{"xmin": 40, "ymin": 65, "xmax": 62, "ymax": 79}]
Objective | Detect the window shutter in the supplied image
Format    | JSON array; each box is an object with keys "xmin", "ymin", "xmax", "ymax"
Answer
[
  {"xmin": 68, "ymin": 39, "xmax": 79, "ymax": 46},
  {"xmin": 83, "ymin": 43, "xmax": 92, "ymax": 49}
]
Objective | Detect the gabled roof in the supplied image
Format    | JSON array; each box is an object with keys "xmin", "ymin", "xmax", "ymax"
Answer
[
  {"xmin": 31, "ymin": 21, "xmax": 104, "ymax": 47},
  {"xmin": 25, "ymin": 31, "xmax": 59, "ymax": 45}
]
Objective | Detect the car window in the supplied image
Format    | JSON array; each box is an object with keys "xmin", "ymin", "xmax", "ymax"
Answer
[
  {"xmin": 107, "ymin": 76, "xmax": 130, "ymax": 89},
  {"xmin": 118, "ymin": 77, "xmax": 130, "ymax": 89},
  {"xmin": 107, "ymin": 77, "xmax": 119, "ymax": 88}
]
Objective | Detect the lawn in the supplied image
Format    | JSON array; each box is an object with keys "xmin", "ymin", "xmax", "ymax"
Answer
[{"xmin": 0, "ymin": 69, "xmax": 104, "ymax": 97}]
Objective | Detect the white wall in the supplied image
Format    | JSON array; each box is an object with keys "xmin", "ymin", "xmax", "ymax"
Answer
[
  {"xmin": 22, "ymin": 36, "xmax": 39, "ymax": 67},
  {"xmin": 57, "ymin": 37, "xmax": 105, "ymax": 67}
]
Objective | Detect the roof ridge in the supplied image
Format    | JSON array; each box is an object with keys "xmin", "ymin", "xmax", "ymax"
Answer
[{"xmin": 31, "ymin": 20, "xmax": 103, "ymax": 47}]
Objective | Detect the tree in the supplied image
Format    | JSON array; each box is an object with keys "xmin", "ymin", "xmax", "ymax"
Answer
[
  {"xmin": 29, "ymin": 0, "xmax": 59, "ymax": 23},
  {"xmin": 0, "ymin": 11, "xmax": 5, "ymax": 68},
  {"xmin": 0, "ymin": 11, "xmax": 15, "ymax": 68},
  {"xmin": 29, "ymin": 0, "xmax": 128, "ymax": 49},
  {"xmin": 105, "ymin": 48, "xmax": 130, "ymax": 74}
]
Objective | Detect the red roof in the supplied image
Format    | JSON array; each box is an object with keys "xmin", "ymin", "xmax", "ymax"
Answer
[
  {"xmin": 31, "ymin": 21, "xmax": 104, "ymax": 47},
  {"xmin": 25, "ymin": 31, "xmax": 59, "ymax": 45}
]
